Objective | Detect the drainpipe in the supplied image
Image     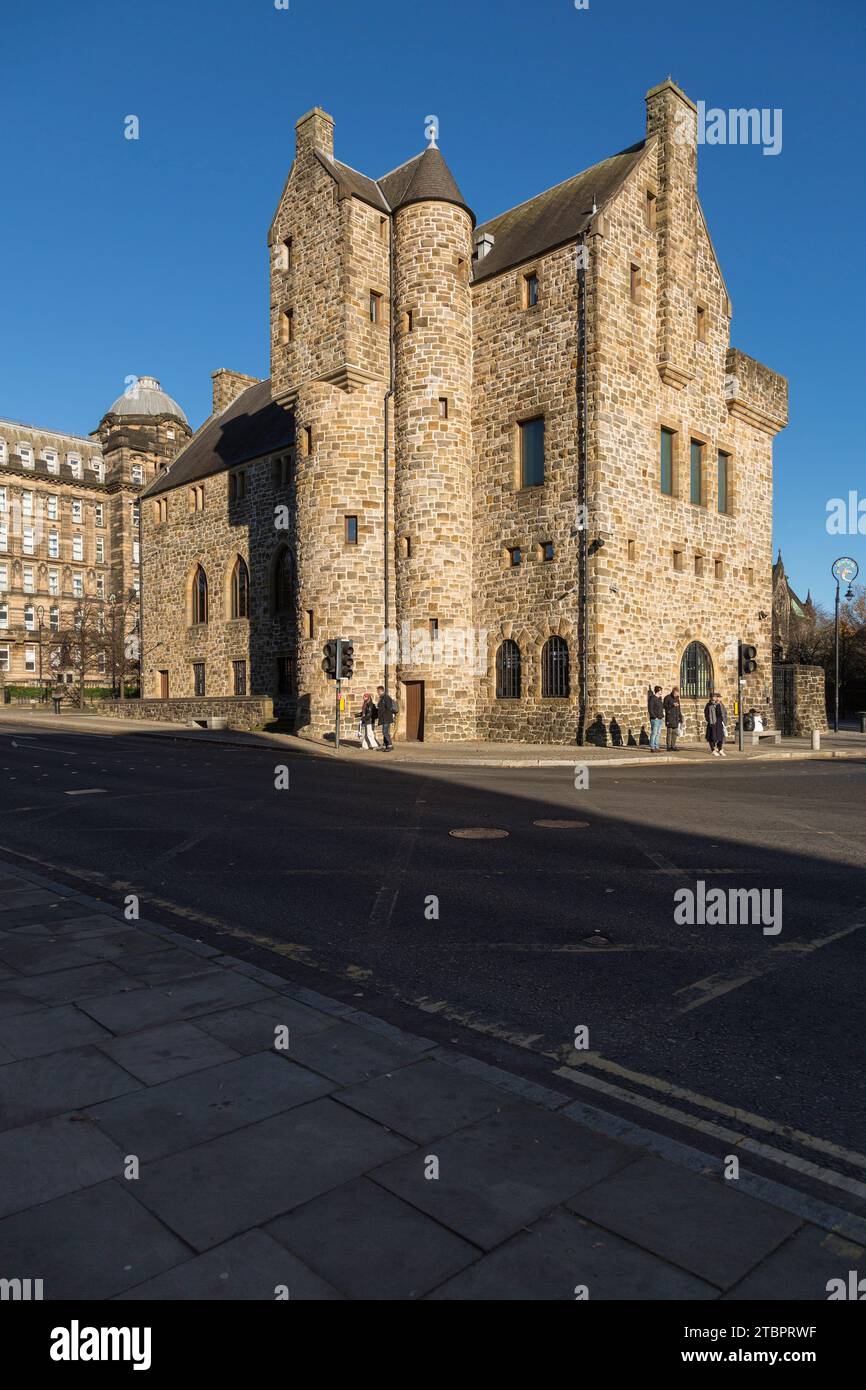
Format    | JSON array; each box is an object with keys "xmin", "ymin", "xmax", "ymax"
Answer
[
  {"xmin": 383, "ymin": 208, "xmax": 396, "ymax": 696},
  {"xmin": 576, "ymin": 231, "xmax": 589, "ymax": 743}
]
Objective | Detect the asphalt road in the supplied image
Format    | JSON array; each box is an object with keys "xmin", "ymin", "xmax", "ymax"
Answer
[{"xmin": 1, "ymin": 720, "xmax": 864, "ymax": 1214}]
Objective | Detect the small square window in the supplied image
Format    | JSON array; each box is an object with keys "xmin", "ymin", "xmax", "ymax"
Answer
[
  {"xmin": 508, "ymin": 546, "xmax": 522, "ymax": 568},
  {"xmin": 541, "ymin": 541, "xmax": 554, "ymax": 562},
  {"xmin": 345, "ymin": 515, "xmax": 358, "ymax": 545}
]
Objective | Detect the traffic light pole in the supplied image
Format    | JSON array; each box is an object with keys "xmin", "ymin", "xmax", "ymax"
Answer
[
  {"xmin": 738, "ymin": 678, "xmax": 745, "ymax": 753},
  {"xmin": 335, "ymin": 639, "xmax": 343, "ymax": 751}
]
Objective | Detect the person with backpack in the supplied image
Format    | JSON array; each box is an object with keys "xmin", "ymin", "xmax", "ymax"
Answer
[
  {"xmin": 647, "ymin": 685, "xmax": 664, "ymax": 752},
  {"xmin": 358, "ymin": 692, "xmax": 379, "ymax": 750},
  {"xmin": 376, "ymin": 685, "xmax": 396, "ymax": 750}
]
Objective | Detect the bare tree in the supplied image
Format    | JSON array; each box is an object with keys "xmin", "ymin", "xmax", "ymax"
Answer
[
  {"xmin": 46, "ymin": 597, "xmax": 109, "ymax": 710},
  {"xmin": 104, "ymin": 590, "xmax": 140, "ymax": 701}
]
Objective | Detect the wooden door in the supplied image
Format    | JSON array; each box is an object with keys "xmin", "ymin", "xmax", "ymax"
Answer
[
  {"xmin": 404, "ymin": 681, "xmax": 424, "ymax": 742},
  {"xmin": 159, "ymin": 670, "xmax": 169, "ymax": 699}
]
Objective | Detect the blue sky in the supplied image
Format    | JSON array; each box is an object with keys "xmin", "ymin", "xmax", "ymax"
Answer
[{"xmin": 1, "ymin": 0, "xmax": 863, "ymax": 606}]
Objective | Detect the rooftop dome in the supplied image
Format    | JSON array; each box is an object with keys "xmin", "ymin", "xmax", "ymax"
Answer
[{"xmin": 105, "ymin": 375, "xmax": 189, "ymax": 428}]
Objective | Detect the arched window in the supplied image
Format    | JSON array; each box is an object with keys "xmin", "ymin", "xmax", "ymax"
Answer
[
  {"xmin": 191, "ymin": 565, "xmax": 208, "ymax": 625},
  {"xmin": 495, "ymin": 640, "xmax": 521, "ymax": 699},
  {"xmin": 271, "ymin": 546, "xmax": 293, "ymax": 617},
  {"xmin": 230, "ymin": 556, "xmax": 250, "ymax": 619},
  {"xmin": 680, "ymin": 641, "xmax": 713, "ymax": 698},
  {"xmin": 542, "ymin": 636, "xmax": 570, "ymax": 698}
]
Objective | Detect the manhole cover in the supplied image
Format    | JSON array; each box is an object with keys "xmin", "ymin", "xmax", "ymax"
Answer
[
  {"xmin": 449, "ymin": 828, "xmax": 509, "ymax": 839},
  {"xmin": 533, "ymin": 819, "xmax": 590, "ymax": 829}
]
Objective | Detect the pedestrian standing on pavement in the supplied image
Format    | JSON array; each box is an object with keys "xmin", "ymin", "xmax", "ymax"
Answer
[
  {"xmin": 358, "ymin": 693, "xmax": 379, "ymax": 750},
  {"xmin": 663, "ymin": 686, "xmax": 682, "ymax": 750},
  {"xmin": 647, "ymin": 686, "xmax": 664, "ymax": 752},
  {"xmin": 376, "ymin": 685, "xmax": 396, "ymax": 751},
  {"xmin": 704, "ymin": 692, "xmax": 728, "ymax": 756}
]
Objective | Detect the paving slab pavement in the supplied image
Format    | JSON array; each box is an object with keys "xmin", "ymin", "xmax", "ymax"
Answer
[{"xmin": 0, "ymin": 857, "xmax": 861, "ymax": 1300}]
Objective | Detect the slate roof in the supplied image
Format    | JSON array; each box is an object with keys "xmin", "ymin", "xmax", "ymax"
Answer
[
  {"xmin": 315, "ymin": 147, "xmax": 474, "ymax": 222},
  {"xmin": 471, "ymin": 141, "xmax": 648, "ymax": 281},
  {"xmin": 142, "ymin": 379, "xmax": 294, "ymax": 498}
]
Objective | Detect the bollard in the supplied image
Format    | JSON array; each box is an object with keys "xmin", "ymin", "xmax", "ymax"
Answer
[{"xmin": 811, "ymin": 729, "xmax": 820, "ymax": 751}]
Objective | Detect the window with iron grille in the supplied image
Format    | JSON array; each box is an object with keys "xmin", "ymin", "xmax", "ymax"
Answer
[
  {"xmin": 542, "ymin": 636, "xmax": 570, "ymax": 698},
  {"xmin": 193, "ymin": 662, "xmax": 206, "ymax": 696},
  {"xmin": 495, "ymin": 639, "xmax": 521, "ymax": 699},
  {"xmin": 680, "ymin": 641, "xmax": 713, "ymax": 699},
  {"xmin": 232, "ymin": 660, "xmax": 247, "ymax": 696}
]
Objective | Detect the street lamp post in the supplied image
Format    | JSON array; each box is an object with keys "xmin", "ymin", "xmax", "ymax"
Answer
[
  {"xmin": 831, "ymin": 558, "xmax": 859, "ymax": 732},
  {"xmin": 36, "ymin": 604, "xmax": 45, "ymax": 702}
]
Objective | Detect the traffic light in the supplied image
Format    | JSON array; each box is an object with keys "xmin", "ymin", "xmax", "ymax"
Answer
[
  {"xmin": 321, "ymin": 640, "xmax": 338, "ymax": 678},
  {"xmin": 339, "ymin": 640, "xmax": 354, "ymax": 680},
  {"xmin": 738, "ymin": 641, "xmax": 758, "ymax": 678}
]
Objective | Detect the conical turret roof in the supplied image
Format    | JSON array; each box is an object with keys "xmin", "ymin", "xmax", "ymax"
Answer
[{"xmin": 378, "ymin": 147, "xmax": 474, "ymax": 223}]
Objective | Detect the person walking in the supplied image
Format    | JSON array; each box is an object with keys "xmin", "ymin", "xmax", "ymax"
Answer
[
  {"xmin": 647, "ymin": 686, "xmax": 664, "ymax": 752},
  {"xmin": 358, "ymin": 692, "xmax": 379, "ymax": 750},
  {"xmin": 663, "ymin": 686, "xmax": 682, "ymax": 750},
  {"xmin": 376, "ymin": 685, "xmax": 396, "ymax": 751},
  {"xmin": 704, "ymin": 691, "xmax": 728, "ymax": 757}
]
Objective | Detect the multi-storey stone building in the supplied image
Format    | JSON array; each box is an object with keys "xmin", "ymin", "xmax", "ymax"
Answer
[
  {"xmin": 141, "ymin": 78, "xmax": 788, "ymax": 742},
  {"xmin": 0, "ymin": 377, "xmax": 190, "ymax": 688}
]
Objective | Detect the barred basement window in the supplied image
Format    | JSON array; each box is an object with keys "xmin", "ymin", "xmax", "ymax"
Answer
[
  {"xmin": 232, "ymin": 659, "xmax": 247, "ymax": 696},
  {"xmin": 495, "ymin": 640, "xmax": 521, "ymax": 700},
  {"xmin": 542, "ymin": 636, "xmax": 570, "ymax": 698},
  {"xmin": 680, "ymin": 641, "xmax": 713, "ymax": 699},
  {"xmin": 193, "ymin": 662, "xmax": 206, "ymax": 697}
]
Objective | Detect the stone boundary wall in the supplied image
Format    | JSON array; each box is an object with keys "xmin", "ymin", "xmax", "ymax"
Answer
[
  {"xmin": 773, "ymin": 664, "xmax": 827, "ymax": 737},
  {"xmin": 93, "ymin": 696, "xmax": 274, "ymax": 731}
]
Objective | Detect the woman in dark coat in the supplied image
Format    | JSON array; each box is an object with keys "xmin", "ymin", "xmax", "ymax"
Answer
[
  {"xmin": 358, "ymin": 693, "xmax": 379, "ymax": 750},
  {"xmin": 663, "ymin": 687, "xmax": 682, "ymax": 750},
  {"xmin": 704, "ymin": 692, "xmax": 728, "ymax": 757}
]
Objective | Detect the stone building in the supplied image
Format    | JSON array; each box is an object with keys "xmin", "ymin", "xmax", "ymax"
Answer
[
  {"xmin": 140, "ymin": 79, "xmax": 788, "ymax": 743},
  {"xmin": 0, "ymin": 377, "xmax": 190, "ymax": 688},
  {"xmin": 772, "ymin": 551, "xmax": 818, "ymax": 662}
]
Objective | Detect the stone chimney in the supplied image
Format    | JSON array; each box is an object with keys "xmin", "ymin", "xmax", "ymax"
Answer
[
  {"xmin": 295, "ymin": 107, "xmax": 334, "ymax": 162},
  {"xmin": 211, "ymin": 369, "xmax": 260, "ymax": 416},
  {"xmin": 645, "ymin": 78, "xmax": 698, "ymax": 390}
]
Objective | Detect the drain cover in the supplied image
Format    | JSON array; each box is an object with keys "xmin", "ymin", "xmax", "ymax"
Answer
[
  {"xmin": 449, "ymin": 827, "xmax": 509, "ymax": 839},
  {"xmin": 533, "ymin": 819, "xmax": 590, "ymax": 829}
]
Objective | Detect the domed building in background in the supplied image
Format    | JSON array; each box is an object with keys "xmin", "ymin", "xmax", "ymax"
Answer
[{"xmin": 0, "ymin": 376, "xmax": 192, "ymax": 691}]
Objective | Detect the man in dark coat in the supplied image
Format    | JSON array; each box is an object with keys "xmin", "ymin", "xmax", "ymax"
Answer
[
  {"xmin": 663, "ymin": 686, "xmax": 682, "ymax": 750},
  {"xmin": 376, "ymin": 685, "xmax": 396, "ymax": 751},
  {"xmin": 704, "ymin": 693, "xmax": 728, "ymax": 756},
  {"xmin": 647, "ymin": 686, "xmax": 664, "ymax": 751}
]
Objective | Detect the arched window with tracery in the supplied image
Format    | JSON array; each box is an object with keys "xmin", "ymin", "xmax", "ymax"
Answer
[
  {"xmin": 495, "ymin": 640, "xmax": 521, "ymax": 699},
  {"xmin": 680, "ymin": 641, "xmax": 713, "ymax": 698},
  {"xmin": 230, "ymin": 556, "xmax": 250, "ymax": 619},
  {"xmin": 191, "ymin": 565, "xmax": 208, "ymax": 625}
]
